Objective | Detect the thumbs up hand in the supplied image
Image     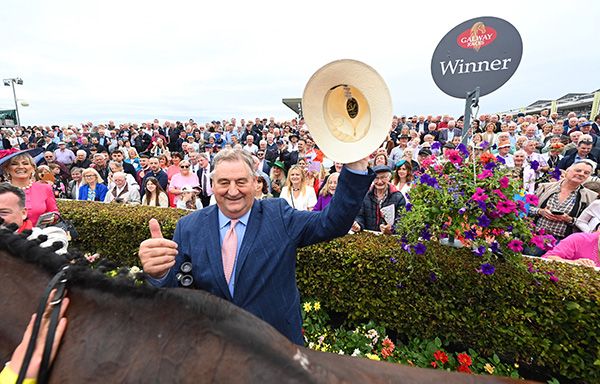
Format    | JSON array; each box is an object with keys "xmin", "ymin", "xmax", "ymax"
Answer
[{"xmin": 138, "ymin": 218, "xmax": 179, "ymax": 279}]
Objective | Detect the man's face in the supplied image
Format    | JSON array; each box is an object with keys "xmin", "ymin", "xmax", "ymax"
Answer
[
  {"xmin": 578, "ymin": 143, "xmax": 592, "ymax": 157},
  {"xmin": 111, "ymin": 152, "xmax": 124, "ymax": 163},
  {"xmin": 94, "ymin": 154, "xmax": 106, "ymax": 167},
  {"xmin": 212, "ymin": 160, "xmax": 257, "ymax": 219},
  {"xmin": 373, "ymin": 172, "xmax": 391, "ymax": 192},
  {"xmin": 140, "ymin": 158, "xmax": 149, "ymax": 168},
  {"xmin": 297, "ymin": 140, "xmax": 305, "ymax": 152},
  {"xmin": 198, "ymin": 156, "xmax": 208, "ymax": 169},
  {"xmin": 0, "ymin": 192, "xmax": 26, "ymax": 227},
  {"xmin": 566, "ymin": 163, "xmax": 592, "ymax": 184},
  {"xmin": 581, "ymin": 125, "xmax": 592, "ymax": 134},
  {"xmin": 113, "ymin": 175, "xmax": 126, "ymax": 188},
  {"xmin": 498, "ymin": 146, "xmax": 510, "ymax": 156},
  {"xmin": 76, "ymin": 151, "xmax": 86, "ymax": 161},
  {"xmin": 525, "ymin": 141, "xmax": 537, "ymax": 153},
  {"xmin": 44, "ymin": 152, "xmax": 54, "ymax": 162},
  {"xmin": 149, "ymin": 159, "xmax": 160, "ymax": 171}
]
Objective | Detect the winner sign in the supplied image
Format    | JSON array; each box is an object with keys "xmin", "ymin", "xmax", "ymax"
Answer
[{"xmin": 431, "ymin": 16, "xmax": 523, "ymax": 99}]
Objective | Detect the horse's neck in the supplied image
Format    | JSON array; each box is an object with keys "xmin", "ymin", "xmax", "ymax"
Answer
[{"xmin": 0, "ymin": 254, "xmax": 53, "ymax": 363}]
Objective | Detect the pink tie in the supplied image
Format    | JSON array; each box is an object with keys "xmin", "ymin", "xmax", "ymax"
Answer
[{"xmin": 222, "ymin": 219, "xmax": 238, "ymax": 283}]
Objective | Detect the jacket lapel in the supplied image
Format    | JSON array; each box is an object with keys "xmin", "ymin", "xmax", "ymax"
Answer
[
  {"xmin": 233, "ymin": 201, "xmax": 261, "ymax": 287},
  {"xmin": 202, "ymin": 207, "xmax": 232, "ymax": 300}
]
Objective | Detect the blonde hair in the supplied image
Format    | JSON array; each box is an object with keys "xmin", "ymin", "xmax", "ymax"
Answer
[
  {"xmin": 284, "ymin": 165, "xmax": 307, "ymax": 197},
  {"xmin": 319, "ymin": 172, "xmax": 339, "ymax": 197},
  {"xmin": 82, "ymin": 168, "xmax": 104, "ymax": 185}
]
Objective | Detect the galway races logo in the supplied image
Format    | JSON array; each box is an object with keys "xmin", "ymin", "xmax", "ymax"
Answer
[{"xmin": 456, "ymin": 22, "xmax": 497, "ymax": 51}]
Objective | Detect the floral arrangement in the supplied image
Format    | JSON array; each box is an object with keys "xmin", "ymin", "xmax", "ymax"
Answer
[
  {"xmin": 395, "ymin": 145, "xmax": 556, "ymax": 273},
  {"xmin": 301, "ymin": 300, "xmax": 521, "ymax": 378}
]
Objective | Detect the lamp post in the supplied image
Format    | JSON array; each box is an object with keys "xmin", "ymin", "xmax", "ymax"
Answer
[{"xmin": 3, "ymin": 77, "xmax": 23, "ymax": 127}]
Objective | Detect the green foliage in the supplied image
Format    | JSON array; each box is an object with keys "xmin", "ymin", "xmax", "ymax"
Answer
[
  {"xmin": 302, "ymin": 299, "xmax": 521, "ymax": 377},
  {"xmin": 297, "ymin": 233, "xmax": 600, "ymax": 382},
  {"xmin": 57, "ymin": 201, "xmax": 599, "ymax": 381},
  {"xmin": 57, "ymin": 200, "xmax": 189, "ymax": 265}
]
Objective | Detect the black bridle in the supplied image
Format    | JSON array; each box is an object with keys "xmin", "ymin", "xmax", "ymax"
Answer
[{"xmin": 16, "ymin": 265, "xmax": 69, "ymax": 384}]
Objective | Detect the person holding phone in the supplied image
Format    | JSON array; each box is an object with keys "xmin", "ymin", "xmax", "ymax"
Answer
[{"xmin": 528, "ymin": 161, "xmax": 598, "ymax": 254}]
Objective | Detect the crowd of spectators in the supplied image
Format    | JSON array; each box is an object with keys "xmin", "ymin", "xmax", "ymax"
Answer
[{"xmin": 1, "ymin": 110, "xmax": 600, "ymax": 267}]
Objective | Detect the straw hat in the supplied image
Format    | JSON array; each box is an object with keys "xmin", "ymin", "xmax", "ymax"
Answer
[{"xmin": 302, "ymin": 59, "xmax": 392, "ymax": 163}]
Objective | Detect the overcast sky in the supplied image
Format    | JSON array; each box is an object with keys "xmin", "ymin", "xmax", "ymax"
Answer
[{"xmin": 2, "ymin": 0, "xmax": 598, "ymax": 126}]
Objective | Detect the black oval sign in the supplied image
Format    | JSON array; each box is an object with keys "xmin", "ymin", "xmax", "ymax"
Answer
[{"xmin": 431, "ymin": 16, "xmax": 523, "ymax": 99}]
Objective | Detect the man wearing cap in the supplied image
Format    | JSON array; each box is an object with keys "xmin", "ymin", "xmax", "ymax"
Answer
[
  {"xmin": 54, "ymin": 141, "xmax": 76, "ymax": 168},
  {"xmin": 496, "ymin": 144, "xmax": 515, "ymax": 168},
  {"xmin": 389, "ymin": 135, "xmax": 409, "ymax": 166},
  {"xmin": 351, "ymin": 165, "xmax": 406, "ymax": 235}
]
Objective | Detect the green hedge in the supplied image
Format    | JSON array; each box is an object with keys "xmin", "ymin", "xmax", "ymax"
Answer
[
  {"xmin": 57, "ymin": 200, "xmax": 599, "ymax": 381},
  {"xmin": 57, "ymin": 200, "xmax": 188, "ymax": 265}
]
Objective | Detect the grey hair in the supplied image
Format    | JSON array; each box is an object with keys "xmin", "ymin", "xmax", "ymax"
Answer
[{"xmin": 211, "ymin": 149, "xmax": 255, "ymax": 179}]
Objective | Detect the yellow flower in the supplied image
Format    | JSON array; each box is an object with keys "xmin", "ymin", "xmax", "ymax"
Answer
[
  {"xmin": 365, "ymin": 353, "xmax": 380, "ymax": 361},
  {"xmin": 484, "ymin": 363, "xmax": 495, "ymax": 374},
  {"xmin": 313, "ymin": 302, "xmax": 321, "ymax": 311},
  {"xmin": 303, "ymin": 302, "xmax": 312, "ymax": 312}
]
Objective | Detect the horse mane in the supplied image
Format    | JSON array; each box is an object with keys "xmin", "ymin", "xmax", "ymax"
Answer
[{"xmin": 0, "ymin": 226, "xmax": 237, "ymax": 323}]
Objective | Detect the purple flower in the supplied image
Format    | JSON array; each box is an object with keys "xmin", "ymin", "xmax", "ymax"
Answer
[
  {"xmin": 480, "ymin": 263, "xmax": 495, "ymax": 275},
  {"xmin": 549, "ymin": 275, "xmax": 559, "ymax": 283},
  {"xmin": 496, "ymin": 156, "xmax": 506, "ymax": 165},
  {"xmin": 420, "ymin": 174, "xmax": 440, "ymax": 189},
  {"xmin": 499, "ymin": 176, "xmax": 510, "ymax": 189},
  {"xmin": 414, "ymin": 243, "xmax": 427, "ymax": 255},
  {"xmin": 463, "ymin": 229, "xmax": 476, "ymax": 240},
  {"xmin": 458, "ymin": 207, "xmax": 467, "ymax": 215},
  {"xmin": 457, "ymin": 143, "xmax": 469, "ymax": 157},
  {"xmin": 550, "ymin": 167, "xmax": 562, "ymax": 180},
  {"xmin": 490, "ymin": 241, "xmax": 499, "ymax": 253},
  {"xmin": 484, "ymin": 162, "xmax": 497, "ymax": 171},
  {"xmin": 477, "ymin": 201, "xmax": 487, "ymax": 211},
  {"xmin": 402, "ymin": 243, "xmax": 411, "ymax": 252},
  {"xmin": 405, "ymin": 203, "xmax": 413, "ymax": 212},
  {"xmin": 390, "ymin": 257, "xmax": 397, "ymax": 264},
  {"xmin": 530, "ymin": 160, "xmax": 539, "ymax": 171},
  {"xmin": 527, "ymin": 262, "xmax": 539, "ymax": 274},
  {"xmin": 480, "ymin": 141, "xmax": 490, "ymax": 150},
  {"xmin": 472, "ymin": 245, "xmax": 486, "ymax": 256},
  {"xmin": 429, "ymin": 271, "xmax": 438, "ymax": 282},
  {"xmin": 477, "ymin": 214, "xmax": 491, "ymax": 227},
  {"xmin": 420, "ymin": 229, "xmax": 432, "ymax": 241},
  {"xmin": 506, "ymin": 225, "xmax": 513, "ymax": 232},
  {"xmin": 396, "ymin": 282, "xmax": 405, "ymax": 289},
  {"xmin": 431, "ymin": 141, "xmax": 442, "ymax": 150}
]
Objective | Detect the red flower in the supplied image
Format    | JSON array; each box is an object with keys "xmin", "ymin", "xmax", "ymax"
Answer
[
  {"xmin": 457, "ymin": 353, "xmax": 472, "ymax": 366},
  {"xmin": 457, "ymin": 365, "xmax": 472, "ymax": 374},
  {"xmin": 479, "ymin": 152, "xmax": 497, "ymax": 164},
  {"xmin": 433, "ymin": 350, "xmax": 449, "ymax": 364},
  {"xmin": 431, "ymin": 361, "xmax": 438, "ymax": 368}
]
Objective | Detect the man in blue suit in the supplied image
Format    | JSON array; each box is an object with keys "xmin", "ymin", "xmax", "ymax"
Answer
[{"xmin": 139, "ymin": 149, "xmax": 373, "ymax": 345}]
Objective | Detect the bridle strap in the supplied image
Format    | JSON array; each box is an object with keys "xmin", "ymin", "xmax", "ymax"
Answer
[{"xmin": 16, "ymin": 265, "xmax": 69, "ymax": 384}]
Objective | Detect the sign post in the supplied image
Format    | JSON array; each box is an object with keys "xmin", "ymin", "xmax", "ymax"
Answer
[{"xmin": 431, "ymin": 16, "xmax": 523, "ymax": 141}]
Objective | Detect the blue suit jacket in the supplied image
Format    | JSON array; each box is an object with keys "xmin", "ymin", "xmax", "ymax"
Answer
[{"xmin": 150, "ymin": 167, "xmax": 375, "ymax": 345}]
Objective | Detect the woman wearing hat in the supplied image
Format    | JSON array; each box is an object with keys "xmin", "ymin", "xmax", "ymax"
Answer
[
  {"xmin": 1, "ymin": 149, "xmax": 58, "ymax": 226},
  {"xmin": 169, "ymin": 159, "xmax": 200, "ymax": 206},
  {"xmin": 280, "ymin": 165, "xmax": 317, "ymax": 211},
  {"xmin": 269, "ymin": 160, "xmax": 287, "ymax": 198}
]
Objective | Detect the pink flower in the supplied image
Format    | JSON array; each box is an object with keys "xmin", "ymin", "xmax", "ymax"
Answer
[
  {"xmin": 446, "ymin": 149, "xmax": 463, "ymax": 165},
  {"xmin": 525, "ymin": 194, "xmax": 539, "ymax": 206},
  {"xmin": 421, "ymin": 156, "xmax": 436, "ymax": 168},
  {"xmin": 507, "ymin": 239, "xmax": 524, "ymax": 252},
  {"xmin": 477, "ymin": 169, "xmax": 493, "ymax": 179},
  {"xmin": 496, "ymin": 200, "xmax": 517, "ymax": 215},
  {"xmin": 499, "ymin": 176, "xmax": 510, "ymax": 189},
  {"xmin": 530, "ymin": 234, "xmax": 557, "ymax": 251},
  {"xmin": 492, "ymin": 189, "xmax": 507, "ymax": 199},
  {"xmin": 471, "ymin": 188, "xmax": 489, "ymax": 202}
]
